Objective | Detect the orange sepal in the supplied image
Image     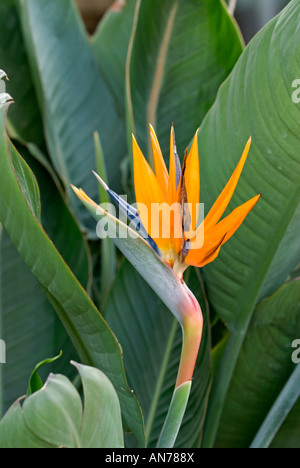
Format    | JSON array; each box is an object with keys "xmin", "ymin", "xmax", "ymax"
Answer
[
  {"xmin": 183, "ymin": 130, "xmax": 200, "ymax": 235},
  {"xmin": 204, "ymin": 138, "xmax": 252, "ymax": 231},
  {"xmin": 132, "ymin": 135, "xmax": 170, "ymax": 249},
  {"xmin": 186, "ymin": 193, "xmax": 261, "ymax": 267},
  {"xmin": 150, "ymin": 124, "xmax": 169, "ymax": 197}
]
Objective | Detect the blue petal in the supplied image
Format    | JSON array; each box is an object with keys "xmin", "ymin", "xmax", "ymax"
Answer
[
  {"xmin": 93, "ymin": 171, "xmax": 160, "ymax": 255},
  {"xmin": 107, "ymin": 188, "xmax": 160, "ymax": 255}
]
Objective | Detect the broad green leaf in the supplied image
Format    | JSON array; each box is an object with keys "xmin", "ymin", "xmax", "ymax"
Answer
[
  {"xmin": 250, "ymin": 364, "xmax": 300, "ymax": 448},
  {"xmin": 104, "ymin": 262, "xmax": 211, "ymax": 448},
  {"xmin": 126, "ymin": 0, "xmax": 243, "ymax": 163},
  {"xmin": 92, "ymin": 0, "xmax": 137, "ymax": 116},
  {"xmin": 0, "ymin": 400, "xmax": 54, "ymax": 448},
  {"xmin": 73, "ymin": 362, "xmax": 124, "ymax": 448},
  {"xmin": 0, "ymin": 229, "xmax": 78, "ymax": 417},
  {"xmin": 18, "ymin": 0, "xmax": 127, "ymax": 230},
  {"xmin": 9, "ymin": 140, "xmax": 41, "ymax": 222},
  {"xmin": 27, "ymin": 351, "xmax": 63, "ymax": 396},
  {"xmin": 20, "ymin": 145, "xmax": 92, "ymax": 289},
  {"xmin": 0, "ymin": 94, "xmax": 144, "ymax": 444},
  {"xmin": 199, "ymin": 0, "xmax": 300, "ymax": 445},
  {"xmin": 0, "ymin": 139, "xmax": 91, "ymax": 415},
  {"xmin": 214, "ymin": 278, "xmax": 300, "ymax": 448},
  {"xmin": 0, "ymin": 0, "xmax": 44, "ymax": 146},
  {"xmin": 259, "ymin": 203, "xmax": 300, "ymax": 301},
  {"xmin": 23, "ymin": 373, "xmax": 83, "ymax": 448},
  {"xmin": 0, "ymin": 363, "xmax": 124, "ymax": 448}
]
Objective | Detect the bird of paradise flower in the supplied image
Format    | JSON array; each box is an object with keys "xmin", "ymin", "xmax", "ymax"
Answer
[{"xmin": 72, "ymin": 125, "xmax": 260, "ymax": 447}]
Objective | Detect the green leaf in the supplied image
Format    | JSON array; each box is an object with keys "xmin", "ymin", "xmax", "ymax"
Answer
[
  {"xmin": 104, "ymin": 262, "xmax": 211, "ymax": 448},
  {"xmin": 126, "ymin": 0, "xmax": 243, "ymax": 163},
  {"xmin": 18, "ymin": 0, "xmax": 127, "ymax": 230},
  {"xmin": 0, "ymin": 0, "xmax": 44, "ymax": 146},
  {"xmin": 27, "ymin": 374, "xmax": 43, "ymax": 398},
  {"xmin": 27, "ymin": 351, "xmax": 63, "ymax": 396},
  {"xmin": 198, "ymin": 0, "xmax": 300, "ymax": 446},
  {"xmin": 0, "ymin": 229, "xmax": 79, "ymax": 417},
  {"xmin": 92, "ymin": 0, "xmax": 137, "ymax": 116},
  {"xmin": 73, "ymin": 362, "xmax": 124, "ymax": 448},
  {"xmin": 250, "ymin": 364, "xmax": 300, "ymax": 448},
  {"xmin": 0, "ymin": 400, "xmax": 54, "ymax": 448},
  {"xmin": 9, "ymin": 140, "xmax": 41, "ymax": 222},
  {"xmin": 214, "ymin": 278, "xmax": 300, "ymax": 447},
  {"xmin": 0, "ymin": 363, "xmax": 125, "ymax": 448},
  {"xmin": 23, "ymin": 373, "xmax": 83, "ymax": 448},
  {"xmin": 20, "ymin": 144, "xmax": 92, "ymax": 289},
  {"xmin": 0, "ymin": 140, "xmax": 86, "ymax": 412},
  {"xmin": 0, "ymin": 138, "xmax": 91, "ymax": 415},
  {"xmin": 0, "ymin": 92, "xmax": 144, "ymax": 444}
]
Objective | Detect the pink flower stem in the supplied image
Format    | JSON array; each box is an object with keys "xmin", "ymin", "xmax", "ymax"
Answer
[{"xmin": 175, "ymin": 291, "xmax": 203, "ymax": 388}]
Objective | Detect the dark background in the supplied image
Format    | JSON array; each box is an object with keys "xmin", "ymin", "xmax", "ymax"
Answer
[{"xmin": 235, "ymin": 0, "xmax": 290, "ymax": 43}]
